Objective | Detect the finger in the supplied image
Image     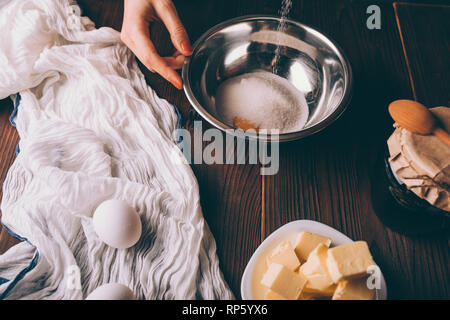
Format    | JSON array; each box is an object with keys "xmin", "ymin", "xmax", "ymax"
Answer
[
  {"xmin": 149, "ymin": 53, "xmax": 183, "ymax": 71},
  {"xmin": 163, "ymin": 54, "xmax": 185, "ymax": 70},
  {"xmin": 172, "ymin": 50, "xmax": 183, "ymax": 58},
  {"xmin": 125, "ymin": 26, "xmax": 183, "ymax": 89},
  {"xmin": 154, "ymin": 0, "xmax": 193, "ymax": 56}
]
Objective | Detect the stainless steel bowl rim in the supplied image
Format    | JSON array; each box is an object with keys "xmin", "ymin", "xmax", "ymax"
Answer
[{"xmin": 182, "ymin": 14, "xmax": 353, "ymax": 142}]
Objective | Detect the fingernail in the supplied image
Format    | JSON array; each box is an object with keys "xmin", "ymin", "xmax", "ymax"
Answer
[
  {"xmin": 171, "ymin": 78, "xmax": 183, "ymax": 90},
  {"xmin": 181, "ymin": 41, "xmax": 192, "ymax": 54}
]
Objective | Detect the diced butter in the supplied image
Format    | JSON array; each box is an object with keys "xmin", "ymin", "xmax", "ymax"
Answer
[
  {"xmin": 266, "ymin": 241, "xmax": 300, "ymax": 271},
  {"xmin": 326, "ymin": 241, "xmax": 375, "ymax": 283},
  {"xmin": 261, "ymin": 263, "xmax": 306, "ymax": 300},
  {"xmin": 303, "ymin": 282, "xmax": 337, "ymax": 296},
  {"xmin": 264, "ymin": 290, "xmax": 287, "ymax": 300},
  {"xmin": 298, "ymin": 243, "xmax": 335, "ymax": 293},
  {"xmin": 293, "ymin": 232, "xmax": 332, "ymax": 262},
  {"xmin": 332, "ymin": 278, "xmax": 375, "ymax": 300}
]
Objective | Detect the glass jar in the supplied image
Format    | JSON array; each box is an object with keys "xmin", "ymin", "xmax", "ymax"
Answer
[{"xmin": 370, "ymin": 147, "xmax": 450, "ymax": 235}]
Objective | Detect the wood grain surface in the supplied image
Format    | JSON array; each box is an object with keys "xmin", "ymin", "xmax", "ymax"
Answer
[
  {"xmin": 0, "ymin": 98, "xmax": 20, "ymax": 254},
  {"xmin": 0, "ymin": 0, "xmax": 448, "ymax": 299},
  {"xmin": 394, "ymin": 2, "xmax": 450, "ymax": 106}
]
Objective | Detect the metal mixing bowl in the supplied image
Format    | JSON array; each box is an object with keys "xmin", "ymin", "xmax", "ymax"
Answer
[{"xmin": 182, "ymin": 15, "xmax": 352, "ymax": 142}]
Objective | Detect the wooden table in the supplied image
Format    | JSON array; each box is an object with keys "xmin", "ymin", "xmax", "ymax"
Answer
[{"xmin": 0, "ymin": 0, "xmax": 449, "ymax": 299}]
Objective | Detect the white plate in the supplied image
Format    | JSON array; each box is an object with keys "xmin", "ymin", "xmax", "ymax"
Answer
[{"xmin": 241, "ymin": 220, "xmax": 387, "ymax": 300}]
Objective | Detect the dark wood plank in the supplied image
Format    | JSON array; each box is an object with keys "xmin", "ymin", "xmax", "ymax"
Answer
[
  {"xmin": 264, "ymin": 0, "xmax": 449, "ymax": 299},
  {"xmin": 176, "ymin": 0, "xmax": 266, "ymax": 296},
  {"xmin": 0, "ymin": 98, "xmax": 21, "ymax": 254},
  {"xmin": 78, "ymin": 0, "xmax": 124, "ymax": 31},
  {"xmin": 190, "ymin": 153, "xmax": 262, "ymax": 296},
  {"xmin": 394, "ymin": 2, "xmax": 450, "ymax": 106}
]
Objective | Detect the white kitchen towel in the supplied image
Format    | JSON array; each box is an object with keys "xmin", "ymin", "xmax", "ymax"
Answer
[{"xmin": 0, "ymin": 0, "xmax": 233, "ymax": 299}]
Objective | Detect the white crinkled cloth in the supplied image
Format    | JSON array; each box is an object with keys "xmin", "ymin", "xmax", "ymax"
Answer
[{"xmin": 0, "ymin": 0, "xmax": 233, "ymax": 300}]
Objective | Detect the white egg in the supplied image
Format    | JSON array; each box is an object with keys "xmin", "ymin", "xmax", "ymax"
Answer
[
  {"xmin": 86, "ymin": 283, "xmax": 135, "ymax": 300},
  {"xmin": 93, "ymin": 199, "xmax": 142, "ymax": 249}
]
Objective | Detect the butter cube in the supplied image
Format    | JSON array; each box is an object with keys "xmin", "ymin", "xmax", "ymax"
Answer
[
  {"xmin": 264, "ymin": 290, "xmax": 287, "ymax": 300},
  {"xmin": 261, "ymin": 263, "xmax": 306, "ymax": 300},
  {"xmin": 266, "ymin": 241, "xmax": 300, "ymax": 271},
  {"xmin": 326, "ymin": 241, "xmax": 375, "ymax": 283},
  {"xmin": 293, "ymin": 232, "xmax": 332, "ymax": 262},
  {"xmin": 303, "ymin": 284, "xmax": 336, "ymax": 297},
  {"xmin": 332, "ymin": 278, "xmax": 375, "ymax": 300},
  {"xmin": 298, "ymin": 243, "xmax": 334, "ymax": 293}
]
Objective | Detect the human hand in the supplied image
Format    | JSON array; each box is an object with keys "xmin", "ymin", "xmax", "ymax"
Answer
[{"xmin": 121, "ymin": 0, "xmax": 192, "ymax": 89}]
